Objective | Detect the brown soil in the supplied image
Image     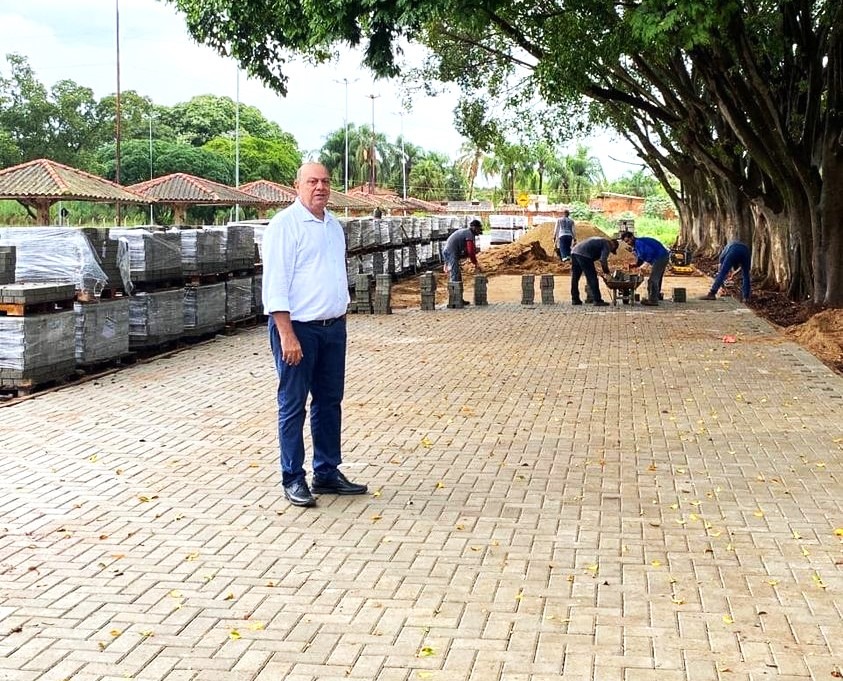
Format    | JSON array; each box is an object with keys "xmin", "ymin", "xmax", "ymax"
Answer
[{"xmin": 391, "ymin": 223, "xmax": 843, "ymax": 375}]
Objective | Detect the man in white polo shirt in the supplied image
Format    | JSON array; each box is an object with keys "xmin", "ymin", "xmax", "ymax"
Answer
[{"xmin": 262, "ymin": 162, "xmax": 368, "ymax": 507}]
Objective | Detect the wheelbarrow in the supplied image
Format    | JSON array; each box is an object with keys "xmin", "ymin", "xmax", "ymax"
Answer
[{"xmin": 605, "ymin": 272, "xmax": 644, "ymax": 306}]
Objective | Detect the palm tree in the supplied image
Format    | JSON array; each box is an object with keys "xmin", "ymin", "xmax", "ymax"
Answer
[
  {"xmin": 549, "ymin": 145, "xmax": 605, "ymax": 203},
  {"xmin": 409, "ymin": 158, "xmax": 446, "ymax": 200},
  {"xmin": 456, "ymin": 142, "xmax": 486, "ymax": 201}
]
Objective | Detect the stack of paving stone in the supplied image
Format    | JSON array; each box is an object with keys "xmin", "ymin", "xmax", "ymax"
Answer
[
  {"xmin": 0, "ymin": 227, "xmax": 109, "ymax": 295},
  {"xmin": 447, "ymin": 281, "xmax": 465, "ymax": 308},
  {"xmin": 128, "ymin": 289, "xmax": 184, "ymax": 350},
  {"xmin": 360, "ymin": 218, "xmax": 377, "ymax": 250},
  {"xmin": 252, "ymin": 274, "xmax": 264, "ymax": 317},
  {"xmin": 210, "ymin": 224, "xmax": 256, "ymax": 272},
  {"xmin": 0, "ymin": 246, "xmax": 14, "ymax": 285},
  {"xmin": 540, "ymin": 274, "xmax": 555, "ymax": 304},
  {"xmin": 474, "ymin": 274, "xmax": 488, "ymax": 306},
  {"xmin": 373, "ymin": 274, "xmax": 392, "ymax": 314},
  {"xmin": 177, "ymin": 228, "xmax": 226, "ymax": 276},
  {"xmin": 0, "ymin": 283, "xmax": 77, "ymax": 393},
  {"xmin": 225, "ymin": 276, "xmax": 254, "ymax": 323},
  {"xmin": 73, "ymin": 297, "xmax": 130, "ymax": 365},
  {"xmin": 343, "ymin": 219, "xmax": 363, "ymax": 253},
  {"xmin": 420, "ymin": 272, "xmax": 437, "ymax": 310},
  {"xmin": 183, "ymin": 282, "xmax": 226, "ymax": 336},
  {"xmin": 355, "ymin": 273, "xmax": 372, "ymax": 314},
  {"xmin": 110, "ymin": 229, "xmax": 183, "ymax": 286},
  {"xmin": 81, "ymin": 227, "xmax": 127, "ymax": 293},
  {"xmin": 521, "ymin": 274, "xmax": 536, "ymax": 305}
]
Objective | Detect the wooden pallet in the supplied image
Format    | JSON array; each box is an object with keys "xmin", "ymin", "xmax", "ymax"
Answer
[{"xmin": 0, "ymin": 299, "xmax": 74, "ymax": 316}]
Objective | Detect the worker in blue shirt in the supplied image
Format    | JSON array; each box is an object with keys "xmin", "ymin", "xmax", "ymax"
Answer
[
  {"xmin": 620, "ymin": 231, "xmax": 670, "ymax": 306},
  {"xmin": 700, "ymin": 240, "xmax": 752, "ymax": 301}
]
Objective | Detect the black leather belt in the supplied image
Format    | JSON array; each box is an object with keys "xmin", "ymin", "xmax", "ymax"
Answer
[{"xmin": 301, "ymin": 315, "xmax": 345, "ymax": 326}]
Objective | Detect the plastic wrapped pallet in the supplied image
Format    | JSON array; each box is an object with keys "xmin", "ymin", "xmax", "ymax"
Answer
[
  {"xmin": 128, "ymin": 288, "xmax": 184, "ymax": 348},
  {"xmin": 252, "ymin": 274, "xmax": 264, "ymax": 316},
  {"xmin": 177, "ymin": 228, "xmax": 225, "ymax": 275},
  {"xmin": 183, "ymin": 283, "xmax": 226, "ymax": 335},
  {"xmin": 73, "ymin": 298, "xmax": 130, "ymax": 365},
  {"xmin": 110, "ymin": 229, "xmax": 182, "ymax": 286},
  {"xmin": 253, "ymin": 224, "xmax": 266, "ymax": 263},
  {"xmin": 0, "ymin": 246, "xmax": 15, "ymax": 285},
  {"xmin": 0, "ymin": 227, "xmax": 108, "ymax": 294},
  {"xmin": 80, "ymin": 227, "xmax": 129, "ymax": 293},
  {"xmin": 209, "ymin": 224, "xmax": 255, "ymax": 271},
  {"xmin": 0, "ymin": 311, "xmax": 76, "ymax": 388},
  {"xmin": 225, "ymin": 275, "xmax": 253, "ymax": 322}
]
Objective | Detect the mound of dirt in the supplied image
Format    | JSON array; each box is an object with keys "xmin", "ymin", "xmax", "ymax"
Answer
[
  {"xmin": 784, "ymin": 309, "xmax": 843, "ymax": 373},
  {"xmin": 473, "ymin": 221, "xmax": 636, "ymax": 276}
]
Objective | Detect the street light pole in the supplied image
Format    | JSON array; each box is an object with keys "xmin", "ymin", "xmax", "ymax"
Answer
[
  {"xmin": 333, "ymin": 78, "xmax": 358, "ymax": 193},
  {"xmin": 148, "ymin": 105, "xmax": 154, "ymax": 223},
  {"xmin": 367, "ymin": 94, "xmax": 380, "ymax": 194},
  {"xmin": 395, "ymin": 111, "xmax": 407, "ymax": 200}
]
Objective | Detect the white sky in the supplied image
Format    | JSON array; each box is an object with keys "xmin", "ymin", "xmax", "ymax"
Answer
[{"xmin": 0, "ymin": 0, "xmax": 642, "ymax": 181}]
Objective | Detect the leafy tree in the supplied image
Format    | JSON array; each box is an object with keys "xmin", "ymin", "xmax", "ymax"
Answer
[
  {"xmin": 94, "ymin": 139, "xmax": 233, "ymax": 186},
  {"xmin": 409, "ymin": 158, "xmax": 446, "ymax": 201},
  {"xmin": 157, "ymin": 94, "xmax": 293, "ymax": 147},
  {"xmin": 204, "ymin": 134, "xmax": 301, "ymax": 184},
  {"xmin": 167, "ymin": 0, "xmax": 843, "ymax": 304}
]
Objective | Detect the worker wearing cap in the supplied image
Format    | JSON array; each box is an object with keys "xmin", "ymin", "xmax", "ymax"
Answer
[
  {"xmin": 570, "ymin": 236, "xmax": 619, "ymax": 306},
  {"xmin": 443, "ymin": 219, "xmax": 484, "ymax": 289},
  {"xmin": 619, "ymin": 231, "xmax": 670, "ymax": 306}
]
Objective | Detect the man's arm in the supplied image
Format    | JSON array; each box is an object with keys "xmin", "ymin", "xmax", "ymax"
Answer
[
  {"xmin": 466, "ymin": 239, "xmax": 481, "ymax": 270},
  {"xmin": 272, "ymin": 311, "xmax": 303, "ymax": 366}
]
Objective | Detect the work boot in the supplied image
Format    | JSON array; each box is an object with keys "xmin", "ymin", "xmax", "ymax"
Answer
[{"xmin": 698, "ymin": 293, "xmax": 717, "ymax": 300}]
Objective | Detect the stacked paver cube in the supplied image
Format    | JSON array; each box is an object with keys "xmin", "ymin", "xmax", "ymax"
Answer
[
  {"xmin": 225, "ymin": 276, "xmax": 254, "ymax": 323},
  {"xmin": 81, "ymin": 227, "xmax": 125, "ymax": 292},
  {"xmin": 474, "ymin": 274, "xmax": 488, "ymax": 306},
  {"xmin": 183, "ymin": 283, "xmax": 226, "ymax": 336},
  {"xmin": 420, "ymin": 272, "xmax": 437, "ymax": 311},
  {"xmin": 128, "ymin": 289, "xmax": 185, "ymax": 349},
  {"xmin": 0, "ymin": 311, "xmax": 76, "ymax": 391},
  {"xmin": 73, "ymin": 298, "xmax": 130, "ymax": 365},
  {"xmin": 0, "ymin": 246, "xmax": 16, "ymax": 285},
  {"xmin": 355, "ymin": 273, "xmax": 372, "ymax": 314},
  {"xmin": 540, "ymin": 274, "xmax": 555, "ymax": 304},
  {"xmin": 111, "ymin": 230, "xmax": 183, "ymax": 286},
  {"xmin": 178, "ymin": 228, "xmax": 226, "ymax": 276},
  {"xmin": 447, "ymin": 281, "xmax": 465, "ymax": 308},
  {"xmin": 252, "ymin": 273, "xmax": 264, "ymax": 317},
  {"xmin": 373, "ymin": 274, "xmax": 392, "ymax": 315},
  {"xmin": 521, "ymin": 274, "xmax": 535, "ymax": 305}
]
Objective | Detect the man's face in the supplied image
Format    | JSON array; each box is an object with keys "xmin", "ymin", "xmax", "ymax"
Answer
[
  {"xmin": 296, "ymin": 164, "xmax": 331, "ymax": 214},
  {"xmin": 622, "ymin": 235, "xmax": 634, "ymax": 248}
]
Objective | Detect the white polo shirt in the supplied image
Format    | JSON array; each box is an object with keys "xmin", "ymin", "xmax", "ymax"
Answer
[{"xmin": 261, "ymin": 198, "xmax": 350, "ymax": 321}]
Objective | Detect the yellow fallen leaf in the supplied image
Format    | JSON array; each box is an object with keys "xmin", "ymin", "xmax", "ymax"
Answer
[
  {"xmin": 372, "ymin": 489, "xmax": 381, "ymax": 497},
  {"xmin": 435, "ymin": 482, "xmax": 444, "ymax": 489},
  {"xmin": 801, "ymin": 546, "xmax": 810, "ymax": 557},
  {"xmin": 139, "ymin": 630, "xmax": 154, "ymax": 638},
  {"xmin": 835, "ymin": 528, "xmax": 843, "ymax": 537},
  {"xmin": 229, "ymin": 629, "xmax": 241, "ymax": 640},
  {"xmin": 169, "ymin": 590, "xmax": 182, "ymax": 598},
  {"xmin": 248, "ymin": 622, "xmax": 265, "ymax": 631},
  {"xmin": 515, "ymin": 589, "xmax": 524, "ymax": 600},
  {"xmin": 650, "ymin": 560, "xmax": 662, "ymax": 568},
  {"xmin": 753, "ymin": 509, "xmax": 764, "ymax": 518},
  {"xmin": 224, "ymin": 592, "xmax": 235, "ymax": 601},
  {"xmin": 109, "ymin": 629, "xmax": 122, "ymax": 637},
  {"xmin": 418, "ymin": 673, "xmax": 435, "ymax": 679},
  {"xmin": 767, "ymin": 579, "xmax": 780, "ymax": 586},
  {"xmin": 792, "ymin": 530, "xmax": 802, "ymax": 539},
  {"xmin": 371, "ymin": 514, "xmax": 383, "ymax": 522},
  {"xmin": 421, "ymin": 436, "xmax": 433, "ymax": 448},
  {"xmin": 418, "ymin": 645, "xmax": 436, "ymax": 657},
  {"xmin": 671, "ymin": 597, "xmax": 685, "ymax": 605},
  {"xmin": 722, "ymin": 615, "xmax": 734, "ymax": 624},
  {"xmin": 185, "ymin": 552, "xmax": 199, "ymax": 561},
  {"xmin": 97, "ymin": 641, "xmax": 107, "ymax": 651},
  {"xmin": 586, "ymin": 564, "xmax": 599, "ymax": 576},
  {"xmin": 812, "ymin": 573, "xmax": 827, "ymax": 590},
  {"xmin": 248, "ymin": 462, "xmax": 259, "ymax": 468},
  {"xmin": 88, "ymin": 454, "xmax": 98, "ymax": 463}
]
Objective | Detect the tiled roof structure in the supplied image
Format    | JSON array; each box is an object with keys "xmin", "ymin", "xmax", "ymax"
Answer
[
  {"xmin": 239, "ymin": 180, "xmax": 297, "ymax": 205},
  {"xmin": 128, "ymin": 173, "xmax": 264, "ymax": 205},
  {"xmin": 0, "ymin": 158, "xmax": 150, "ymax": 203}
]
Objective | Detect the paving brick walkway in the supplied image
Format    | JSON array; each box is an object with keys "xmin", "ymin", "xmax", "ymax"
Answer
[{"xmin": 1, "ymin": 282, "xmax": 841, "ymax": 680}]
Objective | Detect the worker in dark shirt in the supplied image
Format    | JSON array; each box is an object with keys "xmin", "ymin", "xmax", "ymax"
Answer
[
  {"xmin": 620, "ymin": 231, "xmax": 670, "ymax": 306},
  {"xmin": 443, "ymin": 219, "xmax": 483, "ymax": 287},
  {"xmin": 570, "ymin": 236, "xmax": 619, "ymax": 306}
]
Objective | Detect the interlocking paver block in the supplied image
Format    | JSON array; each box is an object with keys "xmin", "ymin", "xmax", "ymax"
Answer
[{"xmin": 0, "ymin": 288, "xmax": 840, "ymax": 680}]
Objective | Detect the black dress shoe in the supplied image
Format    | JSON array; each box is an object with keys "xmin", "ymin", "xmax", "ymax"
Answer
[
  {"xmin": 312, "ymin": 470, "xmax": 368, "ymax": 495},
  {"xmin": 460, "ymin": 299, "xmax": 471, "ymax": 306},
  {"xmin": 283, "ymin": 479, "xmax": 316, "ymax": 507}
]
